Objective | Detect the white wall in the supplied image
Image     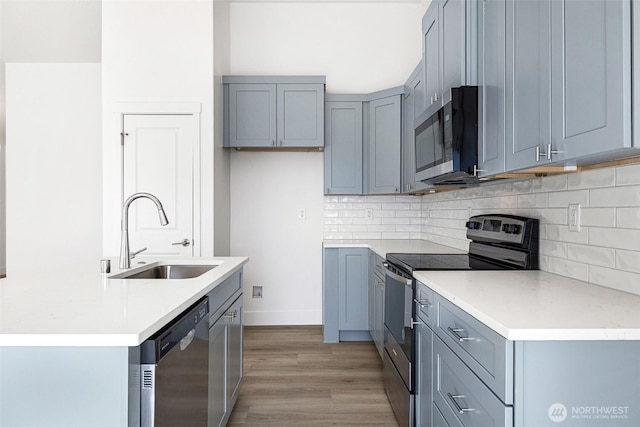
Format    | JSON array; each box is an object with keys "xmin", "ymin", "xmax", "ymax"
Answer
[
  {"xmin": 0, "ymin": 1, "xmax": 102, "ymax": 277},
  {"xmin": 101, "ymin": 0, "xmax": 225, "ymax": 257},
  {"xmin": 229, "ymin": 1, "xmax": 423, "ymax": 325},
  {"xmin": 5, "ymin": 63, "xmax": 102, "ymax": 276}
]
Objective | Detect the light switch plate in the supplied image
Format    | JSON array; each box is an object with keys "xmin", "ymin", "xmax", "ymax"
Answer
[{"xmin": 568, "ymin": 204, "xmax": 581, "ymax": 232}]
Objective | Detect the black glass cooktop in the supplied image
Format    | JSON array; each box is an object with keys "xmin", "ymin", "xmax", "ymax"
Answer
[{"xmin": 386, "ymin": 253, "xmax": 514, "ymax": 273}]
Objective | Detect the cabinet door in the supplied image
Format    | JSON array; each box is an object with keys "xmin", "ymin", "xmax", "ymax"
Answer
[
  {"xmin": 208, "ymin": 316, "xmax": 227, "ymax": 427},
  {"xmin": 415, "ymin": 322, "xmax": 434, "ymax": 427},
  {"xmin": 226, "ymin": 296, "xmax": 243, "ymax": 412},
  {"xmin": 550, "ymin": 0, "xmax": 631, "ymax": 161},
  {"xmin": 277, "ymin": 83, "xmax": 324, "ymax": 147},
  {"xmin": 228, "ymin": 83, "xmax": 276, "ymax": 147},
  {"xmin": 477, "ymin": 0, "xmax": 507, "ymax": 177},
  {"xmin": 423, "ymin": 2, "xmax": 441, "ymax": 110},
  {"xmin": 403, "ymin": 66, "xmax": 431, "ymax": 193},
  {"xmin": 338, "ymin": 249, "xmax": 369, "ymax": 331},
  {"xmin": 440, "ymin": 0, "xmax": 465, "ymax": 104},
  {"xmin": 324, "ymin": 101, "xmax": 363, "ymax": 194},
  {"xmin": 368, "ymin": 95, "xmax": 402, "ymax": 195},
  {"xmin": 505, "ymin": 0, "xmax": 552, "ymax": 171}
]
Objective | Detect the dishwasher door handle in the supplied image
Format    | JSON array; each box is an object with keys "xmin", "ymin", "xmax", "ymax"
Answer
[
  {"xmin": 383, "ymin": 263, "xmax": 412, "ymax": 285},
  {"xmin": 179, "ymin": 329, "xmax": 196, "ymax": 351}
]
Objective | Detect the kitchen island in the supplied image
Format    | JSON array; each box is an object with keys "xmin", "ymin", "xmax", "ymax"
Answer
[{"xmin": 0, "ymin": 256, "xmax": 248, "ymax": 427}]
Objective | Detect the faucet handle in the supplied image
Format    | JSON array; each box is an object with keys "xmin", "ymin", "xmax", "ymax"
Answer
[{"xmin": 130, "ymin": 247, "xmax": 147, "ymax": 259}]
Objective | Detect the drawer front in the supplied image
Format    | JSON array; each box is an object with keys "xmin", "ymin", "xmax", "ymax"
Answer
[
  {"xmin": 435, "ymin": 294, "xmax": 513, "ymax": 404},
  {"xmin": 208, "ymin": 271, "xmax": 242, "ymax": 320},
  {"xmin": 434, "ymin": 336, "xmax": 513, "ymax": 427},
  {"xmin": 415, "ymin": 281, "xmax": 436, "ymax": 328},
  {"xmin": 433, "ymin": 402, "xmax": 457, "ymax": 427}
]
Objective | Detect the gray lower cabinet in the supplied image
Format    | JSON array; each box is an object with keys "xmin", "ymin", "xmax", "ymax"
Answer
[
  {"xmin": 223, "ymin": 76, "xmax": 325, "ymax": 148},
  {"xmin": 324, "ymin": 99, "xmax": 364, "ymax": 195},
  {"xmin": 207, "ymin": 271, "xmax": 244, "ymax": 427},
  {"xmin": 368, "ymin": 251, "xmax": 385, "ymax": 357},
  {"xmin": 418, "ymin": 280, "xmax": 640, "ymax": 427},
  {"xmin": 368, "ymin": 94, "xmax": 402, "ymax": 194},
  {"xmin": 323, "ymin": 248, "xmax": 369, "ymax": 342},
  {"xmin": 402, "ymin": 63, "xmax": 431, "ymax": 194}
]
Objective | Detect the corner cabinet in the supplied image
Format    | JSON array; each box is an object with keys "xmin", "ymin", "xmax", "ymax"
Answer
[
  {"xmin": 323, "ymin": 87, "xmax": 404, "ymax": 196},
  {"xmin": 368, "ymin": 93, "xmax": 402, "ymax": 194},
  {"xmin": 223, "ymin": 76, "xmax": 325, "ymax": 148}
]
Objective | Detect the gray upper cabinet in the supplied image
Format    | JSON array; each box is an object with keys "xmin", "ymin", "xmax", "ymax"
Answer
[
  {"xmin": 477, "ymin": 0, "xmax": 507, "ymax": 177},
  {"xmin": 223, "ymin": 76, "xmax": 325, "ymax": 148},
  {"xmin": 368, "ymin": 94, "xmax": 402, "ymax": 194},
  {"xmin": 423, "ymin": 2, "xmax": 441, "ymax": 111},
  {"xmin": 505, "ymin": 0, "xmax": 551, "ymax": 172},
  {"xmin": 228, "ymin": 83, "xmax": 277, "ymax": 147},
  {"xmin": 479, "ymin": 0, "xmax": 631, "ymax": 175},
  {"xmin": 423, "ymin": 0, "xmax": 475, "ymax": 112},
  {"xmin": 402, "ymin": 63, "xmax": 431, "ymax": 193},
  {"xmin": 550, "ymin": 0, "xmax": 631, "ymax": 162},
  {"xmin": 324, "ymin": 99, "xmax": 364, "ymax": 195}
]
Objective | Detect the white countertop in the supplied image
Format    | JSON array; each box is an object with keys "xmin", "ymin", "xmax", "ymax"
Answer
[
  {"xmin": 0, "ymin": 256, "xmax": 248, "ymax": 347},
  {"xmin": 323, "ymin": 239, "xmax": 466, "ymax": 258},
  {"xmin": 414, "ymin": 270, "xmax": 640, "ymax": 341}
]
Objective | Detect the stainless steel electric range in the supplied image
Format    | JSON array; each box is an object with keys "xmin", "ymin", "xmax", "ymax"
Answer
[{"xmin": 382, "ymin": 214, "xmax": 539, "ymax": 427}]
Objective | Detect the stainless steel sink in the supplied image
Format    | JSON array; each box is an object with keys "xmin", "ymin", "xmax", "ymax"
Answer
[{"xmin": 111, "ymin": 264, "xmax": 216, "ymax": 279}]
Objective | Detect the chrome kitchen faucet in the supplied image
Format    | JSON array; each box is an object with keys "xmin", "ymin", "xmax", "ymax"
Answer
[{"xmin": 119, "ymin": 192, "xmax": 169, "ymax": 269}]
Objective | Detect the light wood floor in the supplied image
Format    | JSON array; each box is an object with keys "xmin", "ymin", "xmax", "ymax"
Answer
[{"xmin": 228, "ymin": 325, "xmax": 399, "ymax": 426}]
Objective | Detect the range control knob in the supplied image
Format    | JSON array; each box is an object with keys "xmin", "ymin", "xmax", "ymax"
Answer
[{"xmin": 466, "ymin": 221, "xmax": 482, "ymax": 230}]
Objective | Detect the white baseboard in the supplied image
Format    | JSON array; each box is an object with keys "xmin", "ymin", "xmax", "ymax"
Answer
[{"xmin": 244, "ymin": 309, "xmax": 322, "ymax": 326}]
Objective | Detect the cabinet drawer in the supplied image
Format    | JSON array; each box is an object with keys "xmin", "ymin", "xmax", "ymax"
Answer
[
  {"xmin": 208, "ymin": 271, "xmax": 242, "ymax": 321},
  {"xmin": 415, "ymin": 281, "xmax": 436, "ymax": 328},
  {"xmin": 434, "ymin": 336, "xmax": 513, "ymax": 427},
  {"xmin": 435, "ymin": 294, "xmax": 513, "ymax": 404},
  {"xmin": 433, "ymin": 401, "xmax": 456, "ymax": 427}
]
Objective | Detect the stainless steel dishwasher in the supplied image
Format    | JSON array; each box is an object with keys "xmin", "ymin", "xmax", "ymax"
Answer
[{"xmin": 140, "ymin": 297, "xmax": 209, "ymax": 427}]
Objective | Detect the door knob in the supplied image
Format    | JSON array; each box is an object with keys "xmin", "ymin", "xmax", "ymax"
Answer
[{"xmin": 172, "ymin": 239, "xmax": 191, "ymax": 247}]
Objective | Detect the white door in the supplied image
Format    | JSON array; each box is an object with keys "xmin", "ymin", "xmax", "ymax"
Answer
[{"xmin": 123, "ymin": 114, "xmax": 195, "ymax": 257}]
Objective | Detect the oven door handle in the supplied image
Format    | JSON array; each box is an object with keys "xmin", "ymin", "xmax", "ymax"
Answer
[{"xmin": 383, "ymin": 263, "xmax": 412, "ymax": 285}]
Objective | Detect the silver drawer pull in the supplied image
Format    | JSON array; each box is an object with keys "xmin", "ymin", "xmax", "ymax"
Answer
[
  {"xmin": 414, "ymin": 298, "xmax": 432, "ymax": 308},
  {"xmin": 448, "ymin": 327, "xmax": 474, "ymax": 342},
  {"xmin": 447, "ymin": 393, "xmax": 474, "ymax": 414}
]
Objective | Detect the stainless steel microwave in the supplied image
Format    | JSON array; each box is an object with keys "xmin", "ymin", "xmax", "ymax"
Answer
[{"xmin": 415, "ymin": 86, "xmax": 478, "ymax": 185}]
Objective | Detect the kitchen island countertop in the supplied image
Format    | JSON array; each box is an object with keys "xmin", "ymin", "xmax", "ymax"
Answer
[{"xmin": 0, "ymin": 256, "xmax": 249, "ymax": 347}]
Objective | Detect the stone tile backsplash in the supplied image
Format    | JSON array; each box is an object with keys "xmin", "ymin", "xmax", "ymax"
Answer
[{"xmin": 323, "ymin": 163, "xmax": 640, "ymax": 295}]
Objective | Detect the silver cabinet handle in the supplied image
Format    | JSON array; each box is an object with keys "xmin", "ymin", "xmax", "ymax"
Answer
[
  {"xmin": 447, "ymin": 393, "xmax": 474, "ymax": 414},
  {"xmin": 410, "ymin": 317, "xmax": 423, "ymax": 328},
  {"xmin": 171, "ymin": 239, "xmax": 191, "ymax": 247},
  {"xmin": 536, "ymin": 143, "xmax": 563, "ymax": 161},
  {"xmin": 473, "ymin": 165, "xmax": 485, "ymax": 177},
  {"xmin": 448, "ymin": 327, "xmax": 474, "ymax": 341},
  {"xmin": 414, "ymin": 298, "xmax": 432, "ymax": 308},
  {"xmin": 223, "ymin": 309, "xmax": 238, "ymax": 320}
]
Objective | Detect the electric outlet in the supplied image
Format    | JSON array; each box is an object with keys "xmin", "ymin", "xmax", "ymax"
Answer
[
  {"xmin": 298, "ymin": 208, "xmax": 306, "ymax": 220},
  {"xmin": 252, "ymin": 285, "xmax": 263, "ymax": 298},
  {"xmin": 568, "ymin": 204, "xmax": 581, "ymax": 232},
  {"xmin": 365, "ymin": 208, "xmax": 373, "ymax": 219}
]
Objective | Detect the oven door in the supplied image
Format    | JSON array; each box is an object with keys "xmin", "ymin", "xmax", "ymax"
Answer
[{"xmin": 383, "ymin": 262, "xmax": 414, "ymax": 389}]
